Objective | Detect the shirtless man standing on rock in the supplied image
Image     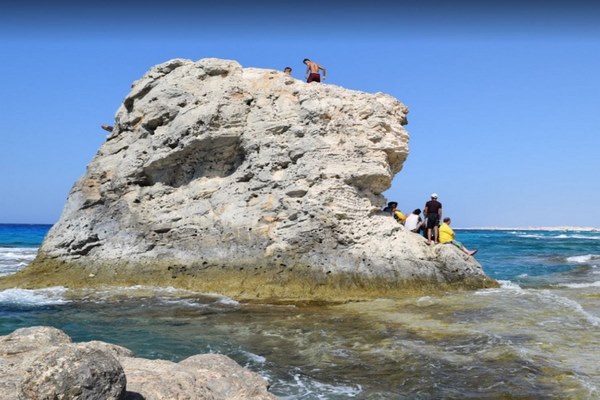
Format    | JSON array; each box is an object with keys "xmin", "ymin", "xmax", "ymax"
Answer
[{"xmin": 303, "ymin": 58, "xmax": 326, "ymax": 83}]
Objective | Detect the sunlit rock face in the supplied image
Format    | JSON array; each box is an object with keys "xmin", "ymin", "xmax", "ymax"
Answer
[{"xmin": 31, "ymin": 58, "xmax": 494, "ymax": 301}]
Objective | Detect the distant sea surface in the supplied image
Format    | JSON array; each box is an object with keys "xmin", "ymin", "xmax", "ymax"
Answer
[{"xmin": 1, "ymin": 224, "xmax": 599, "ymax": 399}]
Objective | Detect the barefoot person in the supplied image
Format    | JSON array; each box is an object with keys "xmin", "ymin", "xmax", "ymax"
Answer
[
  {"xmin": 303, "ymin": 58, "xmax": 326, "ymax": 83},
  {"xmin": 439, "ymin": 217, "xmax": 478, "ymax": 256}
]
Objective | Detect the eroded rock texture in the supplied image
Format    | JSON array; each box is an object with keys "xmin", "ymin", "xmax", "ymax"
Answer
[
  {"xmin": 0, "ymin": 326, "xmax": 276, "ymax": 400},
  {"xmin": 23, "ymin": 58, "xmax": 495, "ymax": 301}
]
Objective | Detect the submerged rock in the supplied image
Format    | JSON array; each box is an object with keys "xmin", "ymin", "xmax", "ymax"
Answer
[
  {"xmin": 0, "ymin": 326, "xmax": 276, "ymax": 400},
  {"xmin": 6, "ymin": 58, "xmax": 496, "ymax": 301}
]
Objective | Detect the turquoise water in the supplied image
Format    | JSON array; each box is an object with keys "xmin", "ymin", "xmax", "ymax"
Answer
[{"xmin": 1, "ymin": 224, "xmax": 599, "ymax": 398}]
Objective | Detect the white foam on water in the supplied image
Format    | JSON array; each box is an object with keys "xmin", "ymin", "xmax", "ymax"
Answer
[
  {"xmin": 240, "ymin": 350, "xmax": 266, "ymax": 364},
  {"xmin": 567, "ymin": 234, "xmax": 600, "ymax": 240},
  {"xmin": 0, "ymin": 247, "xmax": 38, "ymax": 259},
  {"xmin": 0, "ymin": 247, "xmax": 38, "ymax": 277},
  {"xmin": 475, "ymin": 280, "xmax": 523, "ymax": 295},
  {"xmin": 517, "ymin": 233, "xmax": 600, "ymax": 240},
  {"xmin": 537, "ymin": 290, "xmax": 600, "ymax": 327},
  {"xmin": 282, "ymin": 374, "xmax": 362, "ymax": 399},
  {"xmin": 0, "ymin": 287, "xmax": 70, "ymax": 306},
  {"xmin": 498, "ymin": 280, "xmax": 523, "ymax": 290},
  {"xmin": 215, "ymin": 297, "xmax": 240, "ymax": 306},
  {"xmin": 158, "ymin": 298, "xmax": 210, "ymax": 308},
  {"xmin": 516, "ymin": 233, "xmax": 546, "ymax": 239},
  {"xmin": 557, "ymin": 281, "xmax": 600, "ymax": 289},
  {"xmin": 566, "ymin": 254, "xmax": 600, "ymax": 263}
]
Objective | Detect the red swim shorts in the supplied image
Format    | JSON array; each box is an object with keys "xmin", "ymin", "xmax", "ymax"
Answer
[{"xmin": 307, "ymin": 73, "xmax": 321, "ymax": 83}]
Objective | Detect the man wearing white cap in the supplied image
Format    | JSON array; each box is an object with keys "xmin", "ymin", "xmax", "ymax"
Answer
[{"xmin": 424, "ymin": 193, "xmax": 442, "ymax": 245}]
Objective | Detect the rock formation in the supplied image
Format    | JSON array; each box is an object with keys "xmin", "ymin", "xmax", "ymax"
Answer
[
  {"xmin": 4, "ymin": 58, "xmax": 496, "ymax": 301},
  {"xmin": 0, "ymin": 326, "xmax": 276, "ymax": 400}
]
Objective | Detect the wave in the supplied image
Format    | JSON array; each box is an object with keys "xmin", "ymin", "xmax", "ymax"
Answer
[
  {"xmin": 556, "ymin": 281, "xmax": 600, "ymax": 289},
  {"xmin": 280, "ymin": 374, "xmax": 363, "ymax": 399},
  {"xmin": 0, "ymin": 287, "xmax": 70, "ymax": 306},
  {"xmin": 498, "ymin": 280, "xmax": 523, "ymax": 290},
  {"xmin": 475, "ymin": 280, "xmax": 523, "ymax": 295},
  {"xmin": 240, "ymin": 350, "xmax": 267, "ymax": 364},
  {"xmin": 536, "ymin": 290, "xmax": 600, "ymax": 327},
  {"xmin": 69, "ymin": 285, "xmax": 241, "ymax": 309},
  {"xmin": 0, "ymin": 247, "xmax": 38, "ymax": 260},
  {"xmin": 471, "ymin": 226, "xmax": 600, "ymax": 232},
  {"xmin": 566, "ymin": 254, "xmax": 600, "ymax": 263}
]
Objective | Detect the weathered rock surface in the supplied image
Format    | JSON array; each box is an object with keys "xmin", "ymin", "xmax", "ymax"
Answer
[
  {"xmin": 0, "ymin": 326, "xmax": 277, "ymax": 400},
  {"xmin": 19, "ymin": 345, "xmax": 127, "ymax": 400},
  {"xmin": 5, "ymin": 58, "xmax": 496, "ymax": 301}
]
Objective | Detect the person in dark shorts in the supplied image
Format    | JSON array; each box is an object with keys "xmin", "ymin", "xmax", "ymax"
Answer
[
  {"xmin": 303, "ymin": 58, "xmax": 326, "ymax": 83},
  {"xmin": 424, "ymin": 193, "xmax": 442, "ymax": 245}
]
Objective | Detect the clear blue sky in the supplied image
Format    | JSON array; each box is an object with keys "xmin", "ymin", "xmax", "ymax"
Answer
[{"xmin": 1, "ymin": 1, "xmax": 599, "ymax": 227}]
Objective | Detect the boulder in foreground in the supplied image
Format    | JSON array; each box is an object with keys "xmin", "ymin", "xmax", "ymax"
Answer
[{"xmin": 0, "ymin": 326, "xmax": 276, "ymax": 400}]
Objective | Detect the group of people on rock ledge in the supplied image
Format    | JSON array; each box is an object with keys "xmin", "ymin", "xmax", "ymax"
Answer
[{"xmin": 383, "ymin": 193, "xmax": 478, "ymax": 257}]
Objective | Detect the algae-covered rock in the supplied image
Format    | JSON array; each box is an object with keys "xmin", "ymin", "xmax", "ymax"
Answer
[{"xmin": 6, "ymin": 58, "xmax": 496, "ymax": 301}]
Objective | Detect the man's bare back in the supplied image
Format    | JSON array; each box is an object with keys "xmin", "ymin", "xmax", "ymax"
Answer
[{"xmin": 303, "ymin": 58, "xmax": 326, "ymax": 83}]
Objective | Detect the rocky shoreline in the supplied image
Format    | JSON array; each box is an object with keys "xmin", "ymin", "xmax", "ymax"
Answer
[{"xmin": 0, "ymin": 326, "xmax": 277, "ymax": 399}]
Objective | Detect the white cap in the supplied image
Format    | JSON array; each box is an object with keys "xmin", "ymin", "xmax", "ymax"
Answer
[{"xmin": 431, "ymin": 193, "xmax": 438, "ymax": 198}]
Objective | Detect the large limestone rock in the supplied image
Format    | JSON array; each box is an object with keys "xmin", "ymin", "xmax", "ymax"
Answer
[
  {"xmin": 0, "ymin": 326, "xmax": 276, "ymax": 400},
  {"xmin": 9, "ymin": 58, "xmax": 496, "ymax": 301}
]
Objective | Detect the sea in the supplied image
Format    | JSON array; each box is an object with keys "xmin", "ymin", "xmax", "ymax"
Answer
[{"xmin": 1, "ymin": 223, "xmax": 599, "ymax": 399}]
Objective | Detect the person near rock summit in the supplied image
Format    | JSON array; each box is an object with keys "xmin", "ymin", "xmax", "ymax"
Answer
[
  {"xmin": 303, "ymin": 58, "xmax": 326, "ymax": 83},
  {"xmin": 283, "ymin": 67, "xmax": 292, "ymax": 76},
  {"xmin": 383, "ymin": 201, "xmax": 405, "ymax": 224},
  {"xmin": 404, "ymin": 209, "xmax": 424, "ymax": 233},
  {"xmin": 439, "ymin": 217, "xmax": 478, "ymax": 256},
  {"xmin": 424, "ymin": 193, "xmax": 442, "ymax": 245}
]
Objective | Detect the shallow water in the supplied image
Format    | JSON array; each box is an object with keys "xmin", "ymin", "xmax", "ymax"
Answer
[{"xmin": 1, "ymin": 225, "xmax": 599, "ymax": 398}]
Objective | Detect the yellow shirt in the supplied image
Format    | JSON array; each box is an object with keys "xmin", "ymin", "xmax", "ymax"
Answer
[
  {"xmin": 439, "ymin": 223, "xmax": 455, "ymax": 244},
  {"xmin": 394, "ymin": 210, "xmax": 405, "ymax": 223}
]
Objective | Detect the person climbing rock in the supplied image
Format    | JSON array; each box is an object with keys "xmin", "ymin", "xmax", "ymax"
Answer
[{"xmin": 101, "ymin": 124, "xmax": 113, "ymax": 132}]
